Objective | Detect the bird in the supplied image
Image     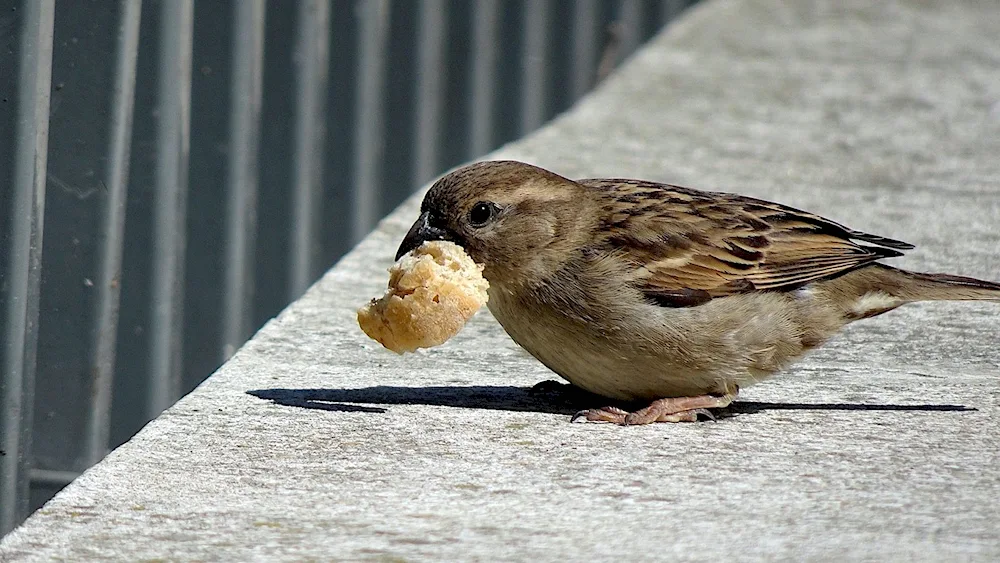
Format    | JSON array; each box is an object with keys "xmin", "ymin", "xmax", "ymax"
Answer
[{"xmin": 394, "ymin": 160, "xmax": 1000, "ymax": 425}]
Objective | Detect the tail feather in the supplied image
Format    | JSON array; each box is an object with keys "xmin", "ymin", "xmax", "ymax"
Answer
[
  {"xmin": 875, "ymin": 264, "xmax": 1000, "ymax": 302},
  {"xmin": 821, "ymin": 264, "xmax": 998, "ymax": 322}
]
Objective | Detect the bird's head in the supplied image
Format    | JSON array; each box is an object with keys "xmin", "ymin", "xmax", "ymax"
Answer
[{"xmin": 395, "ymin": 160, "xmax": 596, "ymax": 286}]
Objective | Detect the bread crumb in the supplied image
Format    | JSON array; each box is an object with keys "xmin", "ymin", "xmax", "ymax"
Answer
[{"xmin": 358, "ymin": 241, "xmax": 489, "ymax": 353}]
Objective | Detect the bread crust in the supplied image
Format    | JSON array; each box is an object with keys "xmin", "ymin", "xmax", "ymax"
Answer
[{"xmin": 358, "ymin": 241, "xmax": 489, "ymax": 353}]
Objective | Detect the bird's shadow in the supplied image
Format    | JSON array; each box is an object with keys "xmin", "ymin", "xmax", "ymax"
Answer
[{"xmin": 246, "ymin": 382, "xmax": 974, "ymax": 418}]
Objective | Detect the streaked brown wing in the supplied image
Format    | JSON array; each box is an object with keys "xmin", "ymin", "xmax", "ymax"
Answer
[{"xmin": 580, "ymin": 178, "xmax": 913, "ymax": 307}]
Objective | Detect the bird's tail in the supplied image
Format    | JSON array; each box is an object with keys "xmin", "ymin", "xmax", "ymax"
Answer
[
  {"xmin": 822, "ymin": 264, "xmax": 999, "ymax": 322},
  {"xmin": 870, "ymin": 264, "xmax": 1000, "ymax": 302}
]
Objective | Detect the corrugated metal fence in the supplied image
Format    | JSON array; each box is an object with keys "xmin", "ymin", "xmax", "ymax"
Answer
[{"xmin": 0, "ymin": 0, "xmax": 695, "ymax": 535}]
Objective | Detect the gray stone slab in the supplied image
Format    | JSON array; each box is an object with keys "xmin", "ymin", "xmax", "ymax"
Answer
[{"xmin": 3, "ymin": 0, "xmax": 1000, "ymax": 560}]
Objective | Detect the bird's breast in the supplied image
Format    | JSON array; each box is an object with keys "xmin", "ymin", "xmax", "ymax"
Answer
[{"xmin": 484, "ymin": 280, "xmax": 722, "ymax": 400}]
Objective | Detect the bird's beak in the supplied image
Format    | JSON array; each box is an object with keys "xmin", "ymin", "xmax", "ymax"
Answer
[{"xmin": 395, "ymin": 211, "xmax": 453, "ymax": 260}]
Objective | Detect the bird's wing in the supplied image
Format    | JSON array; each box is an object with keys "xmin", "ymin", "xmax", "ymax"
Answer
[{"xmin": 579, "ymin": 178, "xmax": 913, "ymax": 307}]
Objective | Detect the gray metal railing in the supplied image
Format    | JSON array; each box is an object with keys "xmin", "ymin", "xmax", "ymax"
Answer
[
  {"xmin": 222, "ymin": 0, "xmax": 266, "ymax": 360},
  {"xmin": 0, "ymin": 0, "xmax": 697, "ymax": 536},
  {"xmin": 83, "ymin": 0, "xmax": 142, "ymax": 470},
  {"xmin": 1, "ymin": 0, "xmax": 54, "ymax": 536}
]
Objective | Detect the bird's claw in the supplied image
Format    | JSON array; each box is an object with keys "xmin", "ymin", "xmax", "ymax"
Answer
[
  {"xmin": 571, "ymin": 394, "xmax": 735, "ymax": 425},
  {"xmin": 571, "ymin": 406, "xmax": 629, "ymax": 424}
]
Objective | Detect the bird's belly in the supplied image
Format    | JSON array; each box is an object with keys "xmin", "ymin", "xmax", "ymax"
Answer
[
  {"xmin": 525, "ymin": 336, "xmax": 715, "ymax": 401},
  {"xmin": 487, "ymin": 299, "xmax": 735, "ymax": 401},
  {"xmin": 486, "ymin": 288, "xmax": 819, "ymax": 401}
]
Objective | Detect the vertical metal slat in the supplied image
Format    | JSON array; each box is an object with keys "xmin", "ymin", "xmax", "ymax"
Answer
[
  {"xmin": 0, "ymin": 0, "xmax": 54, "ymax": 536},
  {"xmin": 289, "ymin": 0, "xmax": 330, "ymax": 299},
  {"xmin": 148, "ymin": 0, "xmax": 193, "ymax": 418},
  {"xmin": 351, "ymin": 0, "xmax": 390, "ymax": 243},
  {"xmin": 520, "ymin": 0, "xmax": 550, "ymax": 135},
  {"xmin": 469, "ymin": 0, "xmax": 499, "ymax": 158},
  {"xmin": 412, "ymin": 0, "xmax": 447, "ymax": 186},
  {"xmin": 616, "ymin": 0, "xmax": 644, "ymax": 64},
  {"xmin": 570, "ymin": 0, "xmax": 599, "ymax": 101},
  {"xmin": 222, "ymin": 0, "xmax": 266, "ymax": 359},
  {"xmin": 83, "ymin": 0, "xmax": 142, "ymax": 468},
  {"xmin": 661, "ymin": 0, "xmax": 688, "ymax": 26}
]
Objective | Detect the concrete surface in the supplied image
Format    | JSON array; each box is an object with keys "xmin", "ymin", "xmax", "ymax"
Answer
[{"xmin": 3, "ymin": 0, "xmax": 1000, "ymax": 560}]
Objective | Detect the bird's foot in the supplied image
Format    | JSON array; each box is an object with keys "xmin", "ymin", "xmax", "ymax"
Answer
[{"xmin": 572, "ymin": 393, "xmax": 735, "ymax": 425}]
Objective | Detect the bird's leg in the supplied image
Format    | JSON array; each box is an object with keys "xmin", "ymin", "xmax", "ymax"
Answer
[{"xmin": 572, "ymin": 391, "xmax": 737, "ymax": 426}]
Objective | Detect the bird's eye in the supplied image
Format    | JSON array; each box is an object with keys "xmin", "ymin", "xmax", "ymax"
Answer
[{"xmin": 468, "ymin": 201, "xmax": 496, "ymax": 228}]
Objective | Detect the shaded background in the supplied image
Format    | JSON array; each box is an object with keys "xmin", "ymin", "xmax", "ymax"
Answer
[{"xmin": 0, "ymin": 0, "xmax": 697, "ymax": 534}]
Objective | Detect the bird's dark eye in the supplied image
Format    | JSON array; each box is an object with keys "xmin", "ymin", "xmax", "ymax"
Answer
[{"xmin": 468, "ymin": 201, "xmax": 496, "ymax": 227}]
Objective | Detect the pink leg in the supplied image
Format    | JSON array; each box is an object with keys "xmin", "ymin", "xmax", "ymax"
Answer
[{"xmin": 572, "ymin": 392, "xmax": 736, "ymax": 426}]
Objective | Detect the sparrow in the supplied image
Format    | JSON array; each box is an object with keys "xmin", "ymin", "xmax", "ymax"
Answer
[{"xmin": 395, "ymin": 160, "xmax": 1000, "ymax": 425}]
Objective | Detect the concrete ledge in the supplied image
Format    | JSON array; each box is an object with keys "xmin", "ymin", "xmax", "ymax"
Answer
[{"xmin": 4, "ymin": 0, "xmax": 1000, "ymax": 560}]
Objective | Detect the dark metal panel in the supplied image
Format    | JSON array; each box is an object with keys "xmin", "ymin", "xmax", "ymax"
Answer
[
  {"xmin": 0, "ymin": 0, "xmax": 54, "ymax": 536},
  {"xmin": 380, "ymin": 1, "xmax": 419, "ymax": 215},
  {"xmin": 317, "ymin": 0, "xmax": 359, "ymax": 267},
  {"xmin": 253, "ymin": 0, "xmax": 298, "ymax": 330},
  {"xmin": 571, "ymin": 0, "xmax": 600, "ymax": 100},
  {"xmin": 519, "ymin": 0, "xmax": 551, "ymax": 135},
  {"xmin": 109, "ymin": 0, "xmax": 162, "ymax": 453},
  {"xmin": 222, "ymin": 0, "xmax": 266, "ymax": 360},
  {"xmin": 469, "ymin": 0, "xmax": 500, "ymax": 158},
  {"xmin": 84, "ymin": 0, "xmax": 142, "ymax": 470},
  {"xmin": 351, "ymin": 0, "xmax": 390, "ymax": 244},
  {"xmin": 289, "ymin": 0, "xmax": 330, "ymax": 299},
  {"xmin": 413, "ymin": 0, "xmax": 448, "ymax": 185},
  {"xmin": 661, "ymin": 0, "xmax": 688, "ymax": 25},
  {"xmin": 30, "ymin": 0, "xmax": 122, "ymax": 480},
  {"xmin": 148, "ymin": 0, "xmax": 193, "ymax": 418},
  {"xmin": 617, "ymin": 0, "xmax": 645, "ymax": 65},
  {"xmin": 182, "ymin": 2, "xmax": 237, "ymax": 394}
]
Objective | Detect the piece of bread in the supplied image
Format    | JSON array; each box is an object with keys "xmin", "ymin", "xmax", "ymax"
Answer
[{"xmin": 358, "ymin": 241, "xmax": 489, "ymax": 353}]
